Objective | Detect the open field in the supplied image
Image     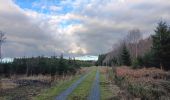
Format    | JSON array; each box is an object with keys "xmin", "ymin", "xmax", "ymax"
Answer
[
  {"xmin": 0, "ymin": 67, "xmax": 90, "ymax": 100},
  {"xmin": 0, "ymin": 76, "xmax": 51, "ymax": 100},
  {"xmin": 1, "ymin": 66, "xmax": 170, "ymax": 100}
]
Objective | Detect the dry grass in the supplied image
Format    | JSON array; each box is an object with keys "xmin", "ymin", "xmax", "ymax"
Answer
[
  {"xmin": 0, "ymin": 67, "xmax": 89, "ymax": 91},
  {"xmin": 115, "ymin": 66, "xmax": 169, "ymax": 84},
  {"xmin": 0, "ymin": 67, "xmax": 90, "ymax": 100},
  {"xmin": 0, "ymin": 75, "xmax": 51, "ymax": 90},
  {"xmin": 99, "ymin": 67, "xmax": 108, "ymax": 74},
  {"xmin": 114, "ymin": 66, "xmax": 170, "ymax": 99},
  {"xmin": 17, "ymin": 75, "xmax": 52, "ymax": 82},
  {"xmin": 99, "ymin": 67, "xmax": 122, "ymax": 100},
  {"xmin": 0, "ymin": 73, "xmax": 82, "ymax": 99},
  {"xmin": 80, "ymin": 67, "xmax": 93, "ymax": 73},
  {"xmin": 0, "ymin": 79, "xmax": 17, "ymax": 89}
]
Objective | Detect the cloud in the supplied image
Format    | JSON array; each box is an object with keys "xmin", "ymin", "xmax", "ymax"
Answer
[
  {"xmin": 0, "ymin": 0, "xmax": 170, "ymax": 58},
  {"xmin": 70, "ymin": 0, "xmax": 170, "ymax": 53},
  {"xmin": 0, "ymin": 0, "xmax": 71, "ymax": 57},
  {"xmin": 49, "ymin": 6, "xmax": 62, "ymax": 11}
]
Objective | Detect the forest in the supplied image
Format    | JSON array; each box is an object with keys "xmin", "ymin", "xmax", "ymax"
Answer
[
  {"xmin": 96, "ymin": 21, "xmax": 170, "ymax": 99},
  {"xmin": 97, "ymin": 21, "xmax": 170, "ymax": 71},
  {"xmin": 0, "ymin": 55, "xmax": 94, "ymax": 77}
]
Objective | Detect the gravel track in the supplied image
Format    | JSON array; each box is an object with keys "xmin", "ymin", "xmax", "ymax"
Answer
[
  {"xmin": 55, "ymin": 74, "xmax": 88, "ymax": 100},
  {"xmin": 88, "ymin": 70, "xmax": 100, "ymax": 100}
]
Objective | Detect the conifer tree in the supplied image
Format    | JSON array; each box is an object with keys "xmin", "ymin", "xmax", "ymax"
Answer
[
  {"xmin": 121, "ymin": 44, "xmax": 131, "ymax": 66},
  {"xmin": 152, "ymin": 21, "xmax": 170, "ymax": 70}
]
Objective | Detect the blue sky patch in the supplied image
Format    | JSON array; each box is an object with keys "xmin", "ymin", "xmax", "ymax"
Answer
[{"xmin": 14, "ymin": 0, "xmax": 73, "ymax": 14}]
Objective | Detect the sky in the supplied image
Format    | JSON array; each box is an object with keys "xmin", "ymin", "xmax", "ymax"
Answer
[{"xmin": 0, "ymin": 0, "xmax": 170, "ymax": 60}]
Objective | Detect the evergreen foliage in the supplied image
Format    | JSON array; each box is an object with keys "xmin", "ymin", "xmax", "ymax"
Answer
[
  {"xmin": 152, "ymin": 21, "xmax": 170, "ymax": 70},
  {"xmin": 121, "ymin": 44, "xmax": 131, "ymax": 66},
  {"xmin": 97, "ymin": 54, "xmax": 107, "ymax": 66},
  {"xmin": 0, "ymin": 55, "xmax": 94, "ymax": 77},
  {"xmin": 97, "ymin": 21, "xmax": 170, "ymax": 71}
]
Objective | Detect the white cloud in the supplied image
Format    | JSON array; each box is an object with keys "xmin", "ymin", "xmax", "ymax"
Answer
[
  {"xmin": 49, "ymin": 6, "xmax": 62, "ymax": 11},
  {"xmin": 68, "ymin": 43, "xmax": 87, "ymax": 54},
  {"xmin": 0, "ymin": 0, "xmax": 170, "ymax": 58}
]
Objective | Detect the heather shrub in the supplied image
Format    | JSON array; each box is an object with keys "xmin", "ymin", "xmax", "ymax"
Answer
[{"xmin": 114, "ymin": 66, "xmax": 170, "ymax": 99}]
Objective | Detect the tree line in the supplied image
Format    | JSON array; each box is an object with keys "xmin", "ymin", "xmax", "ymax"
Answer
[
  {"xmin": 0, "ymin": 55, "xmax": 94, "ymax": 77},
  {"xmin": 97, "ymin": 21, "xmax": 170, "ymax": 70}
]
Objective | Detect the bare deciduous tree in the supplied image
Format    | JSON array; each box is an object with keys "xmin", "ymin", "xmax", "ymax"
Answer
[
  {"xmin": 0, "ymin": 31, "xmax": 6, "ymax": 89},
  {"xmin": 126, "ymin": 29, "xmax": 142, "ymax": 58},
  {"xmin": 0, "ymin": 31, "xmax": 6, "ymax": 63}
]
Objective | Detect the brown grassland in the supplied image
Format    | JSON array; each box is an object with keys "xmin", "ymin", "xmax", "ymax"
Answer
[{"xmin": 113, "ymin": 66, "xmax": 170, "ymax": 100}]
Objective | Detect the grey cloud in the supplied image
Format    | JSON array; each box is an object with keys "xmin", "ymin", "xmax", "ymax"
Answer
[
  {"xmin": 0, "ymin": 0, "xmax": 72, "ymax": 57},
  {"xmin": 1, "ymin": 0, "xmax": 170, "ymax": 58},
  {"xmin": 70, "ymin": 0, "xmax": 170, "ymax": 55}
]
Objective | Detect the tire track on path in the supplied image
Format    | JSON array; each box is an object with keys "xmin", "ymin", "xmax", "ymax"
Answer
[{"xmin": 88, "ymin": 69, "xmax": 100, "ymax": 100}]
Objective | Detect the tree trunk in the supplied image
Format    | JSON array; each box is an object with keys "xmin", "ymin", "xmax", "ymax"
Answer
[
  {"xmin": 160, "ymin": 63, "xmax": 163, "ymax": 70},
  {"xmin": 0, "ymin": 44, "xmax": 2, "ymax": 63},
  {"xmin": 135, "ymin": 43, "xmax": 138, "ymax": 58},
  {"xmin": 0, "ymin": 78, "xmax": 1, "ymax": 89}
]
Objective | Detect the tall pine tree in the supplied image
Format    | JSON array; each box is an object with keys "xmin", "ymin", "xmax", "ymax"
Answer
[
  {"xmin": 97, "ymin": 54, "xmax": 106, "ymax": 66},
  {"xmin": 152, "ymin": 21, "xmax": 170, "ymax": 70},
  {"xmin": 121, "ymin": 44, "xmax": 131, "ymax": 66}
]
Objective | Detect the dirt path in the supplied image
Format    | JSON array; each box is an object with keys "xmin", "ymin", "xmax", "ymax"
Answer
[
  {"xmin": 88, "ymin": 70, "xmax": 100, "ymax": 100},
  {"xmin": 55, "ymin": 73, "xmax": 88, "ymax": 100}
]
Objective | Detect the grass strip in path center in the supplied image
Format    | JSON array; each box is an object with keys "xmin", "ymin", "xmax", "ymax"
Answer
[
  {"xmin": 55, "ymin": 73, "xmax": 89, "ymax": 100},
  {"xmin": 68, "ymin": 67, "xmax": 97, "ymax": 100}
]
